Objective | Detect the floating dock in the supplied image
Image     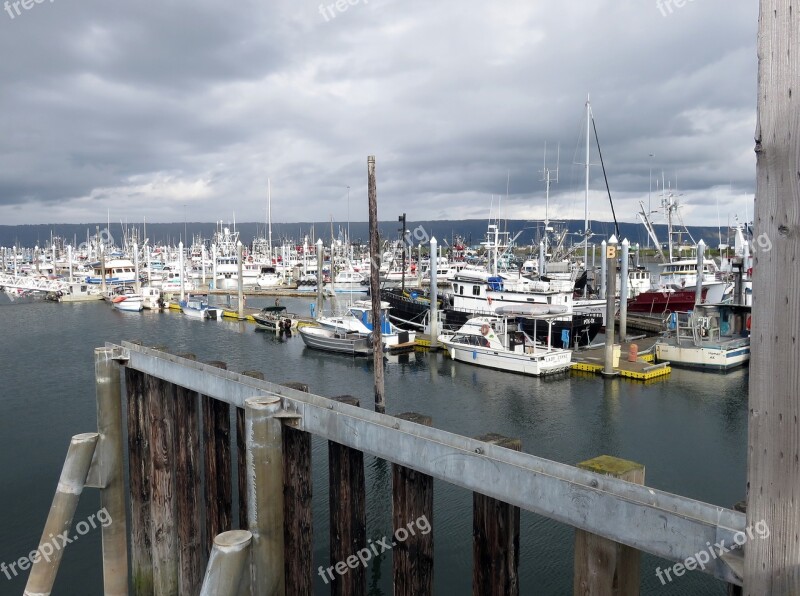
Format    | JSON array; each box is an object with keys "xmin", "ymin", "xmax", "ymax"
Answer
[{"xmin": 570, "ymin": 336, "xmax": 671, "ymax": 381}]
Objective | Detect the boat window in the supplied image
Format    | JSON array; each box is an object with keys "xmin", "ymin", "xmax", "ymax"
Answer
[
  {"xmin": 472, "ymin": 285, "xmax": 480, "ymax": 296},
  {"xmin": 459, "ymin": 285, "xmax": 464, "ymax": 295}
]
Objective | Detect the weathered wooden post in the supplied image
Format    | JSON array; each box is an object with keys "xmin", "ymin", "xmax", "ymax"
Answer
[
  {"xmin": 175, "ymin": 353, "xmax": 204, "ymax": 595},
  {"xmin": 573, "ymin": 455, "xmax": 645, "ymax": 596},
  {"xmin": 367, "ymin": 155, "xmax": 386, "ymax": 413},
  {"xmin": 473, "ymin": 434, "xmax": 520, "ymax": 596},
  {"xmin": 203, "ymin": 361, "xmax": 233, "ymax": 554},
  {"xmin": 199, "ymin": 530, "xmax": 253, "ymax": 596},
  {"xmin": 393, "ymin": 413, "xmax": 434, "ymax": 596},
  {"xmin": 126, "ymin": 365, "xmax": 154, "ymax": 594},
  {"xmin": 245, "ymin": 396, "xmax": 285, "ymax": 595},
  {"xmin": 280, "ymin": 382, "xmax": 313, "ymax": 595},
  {"xmin": 328, "ymin": 396, "xmax": 367, "ymax": 596},
  {"xmin": 147, "ymin": 368, "xmax": 179, "ymax": 594},
  {"xmin": 23, "ymin": 433, "xmax": 99, "ymax": 596},
  {"xmin": 746, "ymin": 0, "xmax": 800, "ymax": 592},
  {"xmin": 93, "ymin": 347, "xmax": 128, "ymax": 595}
]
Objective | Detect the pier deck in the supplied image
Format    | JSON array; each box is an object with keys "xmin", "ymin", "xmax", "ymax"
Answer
[{"xmin": 571, "ymin": 336, "xmax": 671, "ymax": 380}]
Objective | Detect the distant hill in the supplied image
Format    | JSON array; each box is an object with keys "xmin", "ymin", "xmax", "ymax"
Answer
[{"xmin": 0, "ymin": 219, "xmax": 729, "ymax": 252}]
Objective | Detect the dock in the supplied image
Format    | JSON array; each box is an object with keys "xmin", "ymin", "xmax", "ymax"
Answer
[{"xmin": 570, "ymin": 336, "xmax": 671, "ymax": 380}]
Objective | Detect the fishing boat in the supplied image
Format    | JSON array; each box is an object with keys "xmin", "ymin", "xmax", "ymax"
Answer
[
  {"xmin": 253, "ymin": 305, "xmax": 298, "ymax": 332},
  {"xmin": 86, "ymin": 259, "xmax": 138, "ymax": 285},
  {"xmin": 438, "ymin": 304, "xmax": 572, "ymax": 376},
  {"xmin": 317, "ymin": 300, "xmax": 415, "ymax": 348},
  {"xmin": 655, "ymin": 303, "xmax": 751, "ymax": 370},
  {"xmin": 297, "ymin": 325, "xmax": 374, "ymax": 355},
  {"xmin": 255, "ymin": 266, "xmax": 283, "ymax": 289},
  {"xmin": 56, "ymin": 282, "xmax": 104, "ymax": 302}
]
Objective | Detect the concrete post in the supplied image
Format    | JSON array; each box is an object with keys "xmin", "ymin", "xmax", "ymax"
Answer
[
  {"xmin": 620, "ymin": 239, "xmax": 629, "ymax": 342},
  {"xmin": 316, "ymin": 239, "xmax": 324, "ymax": 318},
  {"xmin": 68, "ymin": 244, "xmax": 73, "ymax": 283},
  {"xmin": 430, "ymin": 237, "xmax": 439, "ymax": 348},
  {"xmin": 199, "ymin": 530, "xmax": 252, "ymax": 596},
  {"xmin": 603, "ymin": 236, "xmax": 618, "ymax": 376},
  {"xmin": 599, "ymin": 240, "xmax": 607, "ymax": 300},
  {"xmin": 134, "ymin": 241, "xmax": 140, "ymax": 294},
  {"xmin": 245, "ymin": 397, "xmax": 285, "ymax": 595},
  {"xmin": 695, "ymin": 240, "xmax": 706, "ymax": 306},
  {"xmin": 179, "ymin": 240, "xmax": 185, "ymax": 302},
  {"xmin": 212, "ymin": 243, "xmax": 217, "ymax": 290},
  {"xmin": 538, "ymin": 240, "xmax": 546, "ymax": 277},
  {"xmin": 237, "ymin": 241, "xmax": 244, "ymax": 320},
  {"xmin": 93, "ymin": 348, "xmax": 129, "ymax": 595},
  {"xmin": 23, "ymin": 433, "xmax": 99, "ymax": 596}
]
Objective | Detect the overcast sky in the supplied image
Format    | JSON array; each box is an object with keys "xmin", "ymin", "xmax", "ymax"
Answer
[{"xmin": 0, "ymin": 0, "xmax": 758, "ymax": 229}]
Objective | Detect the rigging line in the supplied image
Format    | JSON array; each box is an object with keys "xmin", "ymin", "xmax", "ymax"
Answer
[{"xmin": 590, "ymin": 115, "xmax": 620, "ymax": 239}]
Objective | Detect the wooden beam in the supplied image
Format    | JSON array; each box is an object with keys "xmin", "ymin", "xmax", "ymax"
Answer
[
  {"xmin": 202, "ymin": 361, "xmax": 232, "ymax": 555},
  {"xmin": 367, "ymin": 155, "xmax": 386, "ymax": 413}
]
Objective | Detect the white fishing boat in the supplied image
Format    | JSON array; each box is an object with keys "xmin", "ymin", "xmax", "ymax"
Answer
[
  {"xmin": 180, "ymin": 295, "xmax": 222, "ymax": 320},
  {"xmin": 298, "ymin": 325, "xmax": 373, "ymax": 355},
  {"xmin": 111, "ymin": 291, "xmax": 144, "ymax": 312},
  {"xmin": 317, "ymin": 300, "xmax": 415, "ymax": 348},
  {"xmin": 141, "ymin": 287, "xmax": 165, "ymax": 310},
  {"xmin": 57, "ymin": 282, "xmax": 104, "ymax": 302},
  {"xmin": 86, "ymin": 259, "xmax": 138, "ymax": 285},
  {"xmin": 255, "ymin": 266, "xmax": 283, "ymax": 289},
  {"xmin": 655, "ymin": 303, "xmax": 751, "ymax": 370},
  {"xmin": 438, "ymin": 304, "xmax": 573, "ymax": 376}
]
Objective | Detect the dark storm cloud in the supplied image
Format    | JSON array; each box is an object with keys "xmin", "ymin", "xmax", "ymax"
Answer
[{"xmin": 0, "ymin": 0, "xmax": 758, "ymax": 227}]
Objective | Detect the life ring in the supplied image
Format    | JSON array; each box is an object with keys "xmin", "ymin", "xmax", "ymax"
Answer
[
  {"xmin": 746, "ymin": 315, "xmax": 751, "ymax": 330},
  {"xmin": 480, "ymin": 323, "xmax": 490, "ymax": 336}
]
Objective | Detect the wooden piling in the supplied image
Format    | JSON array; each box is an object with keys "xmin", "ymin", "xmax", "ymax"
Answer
[
  {"xmin": 203, "ymin": 361, "xmax": 232, "ymax": 555},
  {"xmin": 239, "ymin": 370, "xmax": 266, "ymax": 531},
  {"xmin": 393, "ymin": 413, "xmax": 434, "ymax": 596},
  {"xmin": 472, "ymin": 434, "xmax": 521, "ymax": 596},
  {"xmin": 126, "ymin": 367, "xmax": 154, "ymax": 595},
  {"xmin": 147, "ymin": 371, "xmax": 179, "ymax": 594},
  {"xmin": 574, "ymin": 455, "xmax": 645, "ymax": 596},
  {"xmin": 281, "ymin": 381, "xmax": 313, "ymax": 595},
  {"xmin": 175, "ymin": 353, "xmax": 204, "ymax": 595},
  {"xmin": 328, "ymin": 396, "xmax": 367, "ymax": 596},
  {"xmin": 367, "ymin": 155, "xmax": 386, "ymax": 413},
  {"xmin": 93, "ymin": 347, "xmax": 128, "ymax": 595},
  {"xmin": 199, "ymin": 530, "xmax": 253, "ymax": 596}
]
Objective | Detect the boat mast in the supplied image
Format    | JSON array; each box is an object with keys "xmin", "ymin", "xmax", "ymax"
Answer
[{"xmin": 584, "ymin": 95, "xmax": 591, "ymax": 297}]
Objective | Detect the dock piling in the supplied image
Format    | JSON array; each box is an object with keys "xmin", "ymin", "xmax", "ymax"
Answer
[
  {"xmin": 199, "ymin": 530, "xmax": 253, "ymax": 596},
  {"xmin": 603, "ymin": 237, "xmax": 618, "ymax": 376},
  {"xmin": 429, "ymin": 237, "xmax": 439, "ymax": 349},
  {"xmin": 203, "ymin": 361, "xmax": 233, "ymax": 555},
  {"xmin": 695, "ymin": 240, "xmax": 705, "ymax": 306},
  {"xmin": 620, "ymin": 238, "xmax": 629, "ymax": 342}
]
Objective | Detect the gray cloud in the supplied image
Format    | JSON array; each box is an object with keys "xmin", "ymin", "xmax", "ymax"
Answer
[{"xmin": 0, "ymin": 0, "xmax": 758, "ymax": 228}]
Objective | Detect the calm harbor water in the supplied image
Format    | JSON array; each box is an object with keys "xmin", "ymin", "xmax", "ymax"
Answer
[{"xmin": 0, "ymin": 293, "xmax": 748, "ymax": 595}]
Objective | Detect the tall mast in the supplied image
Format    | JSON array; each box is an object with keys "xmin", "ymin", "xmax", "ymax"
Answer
[
  {"xmin": 584, "ymin": 95, "xmax": 591, "ymax": 296},
  {"xmin": 268, "ymin": 178, "xmax": 273, "ymax": 263}
]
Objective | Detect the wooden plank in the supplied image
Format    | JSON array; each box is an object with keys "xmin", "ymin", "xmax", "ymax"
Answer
[
  {"xmin": 574, "ymin": 455, "xmax": 644, "ymax": 596},
  {"xmin": 174, "ymin": 353, "xmax": 204, "ymax": 595},
  {"xmin": 747, "ymin": 0, "xmax": 800, "ymax": 593},
  {"xmin": 367, "ymin": 155, "xmax": 386, "ymax": 413},
  {"xmin": 126, "ymin": 367, "xmax": 154, "ymax": 595},
  {"xmin": 473, "ymin": 434, "xmax": 521, "ymax": 596},
  {"xmin": 328, "ymin": 396, "xmax": 367, "ymax": 596},
  {"xmin": 202, "ymin": 361, "xmax": 232, "ymax": 553},
  {"xmin": 146, "ymin": 372, "xmax": 179, "ymax": 594},
  {"xmin": 281, "ymin": 381, "xmax": 313, "ymax": 595},
  {"xmin": 393, "ymin": 413, "xmax": 434, "ymax": 596}
]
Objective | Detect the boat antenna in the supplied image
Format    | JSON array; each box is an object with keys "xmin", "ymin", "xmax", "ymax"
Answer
[{"xmin": 590, "ymin": 115, "xmax": 620, "ymax": 239}]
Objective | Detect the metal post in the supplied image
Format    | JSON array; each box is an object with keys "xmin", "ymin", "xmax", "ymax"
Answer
[
  {"xmin": 24, "ymin": 433, "xmax": 99, "ymax": 596},
  {"xmin": 179, "ymin": 240, "xmax": 185, "ymax": 302},
  {"xmin": 134, "ymin": 241, "xmax": 140, "ymax": 294},
  {"xmin": 599, "ymin": 240, "xmax": 607, "ymax": 300},
  {"xmin": 538, "ymin": 240, "xmax": 546, "ymax": 277},
  {"xmin": 67, "ymin": 244, "xmax": 73, "ymax": 283},
  {"xmin": 430, "ymin": 237, "xmax": 439, "ymax": 349},
  {"xmin": 603, "ymin": 236, "xmax": 618, "ymax": 376},
  {"xmin": 212, "ymin": 244, "xmax": 217, "ymax": 291},
  {"xmin": 695, "ymin": 239, "xmax": 705, "ymax": 306},
  {"xmin": 399, "ymin": 213, "xmax": 407, "ymax": 293},
  {"xmin": 199, "ymin": 530, "xmax": 253, "ymax": 596},
  {"xmin": 202, "ymin": 245, "xmax": 207, "ymax": 288},
  {"xmin": 315, "ymin": 239, "xmax": 324, "ymax": 319},
  {"xmin": 237, "ymin": 241, "xmax": 244, "ymax": 320},
  {"xmin": 620, "ymin": 238, "xmax": 629, "ymax": 342},
  {"xmin": 245, "ymin": 397, "xmax": 285, "ymax": 595},
  {"xmin": 92, "ymin": 348, "xmax": 129, "ymax": 595},
  {"xmin": 635, "ymin": 243, "xmax": 640, "ymax": 269},
  {"xmin": 101, "ymin": 243, "xmax": 107, "ymax": 294}
]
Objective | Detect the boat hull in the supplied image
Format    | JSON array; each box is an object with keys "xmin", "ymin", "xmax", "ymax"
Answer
[
  {"xmin": 655, "ymin": 342, "xmax": 750, "ymax": 371},
  {"xmin": 440, "ymin": 340, "xmax": 572, "ymax": 376},
  {"xmin": 113, "ymin": 298, "xmax": 143, "ymax": 312}
]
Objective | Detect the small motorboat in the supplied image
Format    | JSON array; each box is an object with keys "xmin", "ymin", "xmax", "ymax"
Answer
[
  {"xmin": 253, "ymin": 305, "xmax": 298, "ymax": 332},
  {"xmin": 112, "ymin": 293, "xmax": 144, "ymax": 312},
  {"xmin": 298, "ymin": 325, "xmax": 374, "ymax": 355}
]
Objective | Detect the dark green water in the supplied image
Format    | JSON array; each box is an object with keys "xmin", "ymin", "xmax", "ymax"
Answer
[{"xmin": 0, "ymin": 294, "xmax": 748, "ymax": 594}]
